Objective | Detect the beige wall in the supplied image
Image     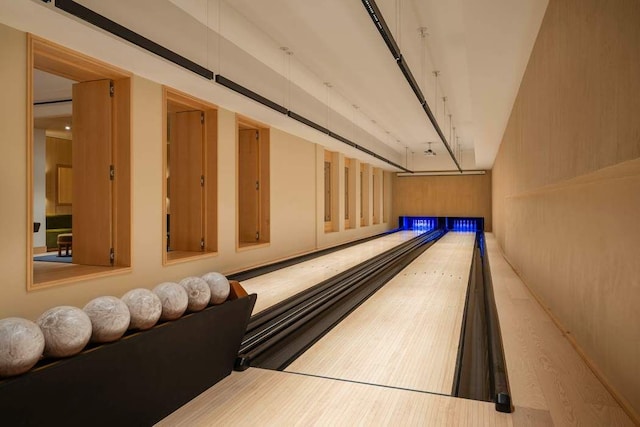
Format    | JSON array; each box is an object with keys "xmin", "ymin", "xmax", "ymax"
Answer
[
  {"xmin": 392, "ymin": 173, "xmax": 492, "ymax": 231},
  {"xmin": 315, "ymin": 146, "xmax": 394, "ymax": 249},
  {"xmin": 492, "ymin": 0, "xmax": 640, "ymax": 419},
  {"xmin": 0, "ymin": 24, "xmax": 394, "ymax": 320}
]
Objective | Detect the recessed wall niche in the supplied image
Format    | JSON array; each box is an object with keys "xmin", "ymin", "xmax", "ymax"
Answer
[
  {"xmin": 163, "ymin": 88, "xmax": 218, "ymax": 263},
  {"xmin": 237, "ymin": 116, "xmax": 270, "ymax": 248},
  {"xmin": 28, "ymin": 35, "xmax": 131, "ymax": 288}
]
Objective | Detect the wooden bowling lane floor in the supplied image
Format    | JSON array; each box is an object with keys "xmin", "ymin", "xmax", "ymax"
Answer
[
  {"xmin": 241, "ymin": 230, "xmax": 422, "ymax": 315},
  {"xmin": 157, "ymin": 368, "xmax": 512, "ymax": 427},
  {"xmin": 284, "ymin": 231, "xmax": 476, "ymax": 395},
  {"xmin": 160, "ymin": 232, "xmax": 634, "ymax": 426}
]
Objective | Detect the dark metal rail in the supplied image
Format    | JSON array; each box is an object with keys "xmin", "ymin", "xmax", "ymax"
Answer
[
  {"xmin": 235, "ymin": 228, "xmax": 446, "ymax": 370},
  {"xmin": 229, "ymin": 228, "xmax": 401, "ymax": 282},
  {"xmin": 453, "ymin": 232, "xmax": 512, "ymax": 413}
]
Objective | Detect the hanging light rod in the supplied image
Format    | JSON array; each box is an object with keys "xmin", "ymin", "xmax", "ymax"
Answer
[
  {"xmin": 360, "ymin": 0, "xmax": 462, "ymax": 173},
  {"xmin": 50, "ymin": 0, "xmax": 409, "ymax": 172},
  {"xmin": 216, "ymin": 75, "xmax": 288, "ymax": 114},
  {"xmin": 54, "ymin": 0, "xmax": 213, "ymax": 79}
]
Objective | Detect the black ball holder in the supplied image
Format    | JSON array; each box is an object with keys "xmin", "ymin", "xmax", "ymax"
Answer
[{"xmin": 0, "ymin": 288, "xmax": 256, "ymax": 427}]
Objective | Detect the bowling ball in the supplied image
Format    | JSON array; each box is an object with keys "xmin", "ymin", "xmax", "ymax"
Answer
[
  {"xmin": 121, "ymin": 288, "xmax": 162, "ymax": 330},
  {"xmin": 153, "ymin": 282, "xmax": 188, "ymax": 320},
  {"xmin": 37, "ymin": 306, "xmax": 91, "ymax": 357},
  {"xmin": 0, "ymin": 317, "xmax": 44, "ymax": 377},
  {"xmin": 83, "ymin": 296, "xmax": 131, "ymax": 343},
  {"xmin": 179, "ymin": 277, "xmax": 211, "ymax": 312},
  {"xmin": 202, "ymin": 272, "xmax": 230, "ymax": 305}
]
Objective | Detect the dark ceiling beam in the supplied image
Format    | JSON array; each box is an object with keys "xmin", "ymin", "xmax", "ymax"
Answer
[
  {"xmin": 361, "ymin": 0, "xmax": 463, "ymax": 173},
  {"xmin": 50, "ymin": 0, "xmax": 409, "ymax": 172}
]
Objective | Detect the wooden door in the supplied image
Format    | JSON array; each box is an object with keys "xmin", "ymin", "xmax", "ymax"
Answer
[
  {"xmin": 344, "ymin": 165, "xmax": 350, "ymax": 227},
  {"xmin": 238, "ymin": 129, "xmax": 259, "ymax": 243},
  {"xmin": 169, "ymin": 110, "xmax": 204, "ymax": 252},
  {"xmin": 360, "ymin": 170, "xmax": 364, "ymax": 225},
  {"xmin": 324, "ymin": 161, "xmax": 332, "ymax": 222},
  {"xmin": 372, "ymin": 173, "xmax": 379, "ymax": 224},
  {"xmin": 72, "ymin": 79, "xmax": 113, "ymax": 266}
]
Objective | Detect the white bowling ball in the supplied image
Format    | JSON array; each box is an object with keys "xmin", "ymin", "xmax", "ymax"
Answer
[
  {"xmin": 0, "ymin": 317, "xmax": 44, "ymax": 377},
  {"xmin": 179, "ymin": 277, "xmax": 211, "ymax": 312},
  {"xmin": 37, "ymin": 306, "xmax": 91, "ymax": 357},
  {"xmin": 202, "ymin": 272, "xmax": 231, "ymax": 305},
  {"xmin": 153, "ymin": 282, "xmax": 188, "ymax": 321},
  {"xmin": 121, "ymin": 288, "xmax": 162, "ymax": 330},
  {"xmin": 83, "ymin": 296, "xmax": 131, "ymax": 343}
]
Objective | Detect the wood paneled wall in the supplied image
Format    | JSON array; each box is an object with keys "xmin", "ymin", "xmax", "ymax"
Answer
[
  {"xmin": 492, "ymin": 0, "xmax": 640, "ymax": 420},
  {"xmin": 392, "ymin": 173, "xmax": 492, "ymax": 231},
  {"xmin": 45, "ymin": 136, "xmax": 71, "ymax": 215}
]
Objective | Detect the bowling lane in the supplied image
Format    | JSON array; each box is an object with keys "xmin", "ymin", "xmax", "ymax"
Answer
[
  {"xmin": 158, "ymin": 368, "xmax": 512, "ymax": 426},
  {"xmin": 243, "ymin": 230, "xmax": 422, "ymax": 314},
  {"xmin": 285, "ymin": 232, "xmax": 476, "ymax": 395}
]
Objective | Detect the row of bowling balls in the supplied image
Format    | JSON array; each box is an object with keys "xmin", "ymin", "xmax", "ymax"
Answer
[{"xmin": 0, "ymin": 272, "xmax": 232, "ymax": 378}]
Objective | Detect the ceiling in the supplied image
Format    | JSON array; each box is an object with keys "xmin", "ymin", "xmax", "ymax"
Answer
[
  {"xmin": 33, "ymin": 69, "xmax": 73, "ymax": 137},
  {"xmin": 33, "ymin": 69, "xmax": 74, "ymax": 103},
  {"xmin": 223, "ymin": 0, "xmax": 548, "ymax": 170},
  {"xmin": 5, "ymin": 0, "xmax": 548, "ymax": 172}
]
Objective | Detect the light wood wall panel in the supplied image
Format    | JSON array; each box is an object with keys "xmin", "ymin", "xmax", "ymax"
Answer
[
  {"xmin": 71, "ymin": 79, "xmax": 112, "ymax": 266},
  {"xmin": 111, "ymin": 77, "xmax": 131, "ymax": 267},
  {"xmin": 238, "ymin": 129, "xmax": 260, "ymax": 243},
  {"xmin": 169, "ymin": 110, "xmax": 203, "ymax": 251},
  {"xmin": 392, "ymin": 173, "xmax": 492, "ymax": 231},
  {"xmin": 492, "ymin": 0, "xmax": 640, "ymax": 420},
  {"xmin": 45, "ymin": 136, "xmax": 72, "ymax": 215}
]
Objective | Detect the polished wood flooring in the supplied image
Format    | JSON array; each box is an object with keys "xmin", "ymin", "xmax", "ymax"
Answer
[
  {"xmin": 286, "ymin": 232, "xmax": 475, "ymax": 395},
  {"xmin": 242, "ymin": 230, "xmax": 421, "ymax": 314},
  {"xmin": 159, "ymin": 232, "xmax": 634, "ymax": 426},
  {"xmin": 158, "ymin": 368, "xmax": 510, "ymax": 426}
]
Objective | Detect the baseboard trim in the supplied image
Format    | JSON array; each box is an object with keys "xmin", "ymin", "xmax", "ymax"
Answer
[{"xmin": 33, "ymin": 246, "xmax": 47, "ymax": 255}]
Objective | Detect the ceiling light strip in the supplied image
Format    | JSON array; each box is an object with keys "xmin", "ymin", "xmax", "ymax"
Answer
[
  {"xmin": 49, "ymin": 0, "xmax": 408, "ymax": 172},
  {"xmin": 328, "ymin": 131, "xmax": 357, "ymax": 148},
  {"xmin": 362, "ymin": 0, "xmax": 401, "ymax": 60},
  {"xmin": 289, "ymin": 112, "xmax": 410, "ymax": 172},
  {"xmin": 396, "ymin": 56, "xmax": 426, "ymax": 104},
  {"xmin": 216, "ymin": 75, "xmax": 288, "ymax": 114},
  {"xmin": 287, "ymin": 111, "xmax": 331, "ymax": 135},
  {"xmin": 53, "ymin": 0, "xmax": 213, "ymax": 80},
  {"xmin": 361, "ymin": 0, "xmax": 463, "ymax": 173}
]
